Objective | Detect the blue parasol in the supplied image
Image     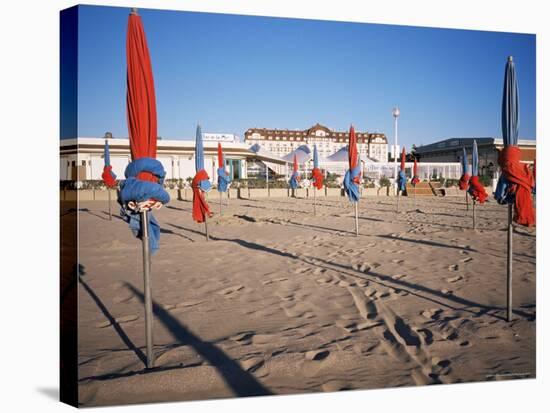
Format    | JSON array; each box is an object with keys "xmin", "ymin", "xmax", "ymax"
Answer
[{"xmin": 195, "ymin": 124, "xmax": 211, "ymax": 192}]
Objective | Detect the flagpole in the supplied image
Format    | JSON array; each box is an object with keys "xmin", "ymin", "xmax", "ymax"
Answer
[
  {"xmin": 354, "ymin": 202, "xmax": 359, "ymax": 236},
  {"xmin": 507, "ymin": 204, "xmax": 513, "ymax": 321},
  {"xmin": 140, "ymin": 209, "xmax": 155, "ymax": 369}
]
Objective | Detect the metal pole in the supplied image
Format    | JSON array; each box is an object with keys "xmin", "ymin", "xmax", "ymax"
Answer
[
  {"xmin": 466, "ymin": 191, "xmax": 469, "ymax": 211},
  {"xmin": 396, "ymin": 190, "xmax": 400, "ymax": 214},
  {"xmin": 108, "ymin": 188, "xmax": 112, "ymax": 220},
  {"xmin": 141, "ymin": 209, "xmax": 155, "ymax": 369},
  {"xmin": 472, "ymin": 199, "xmax": 476, "ymax": 230},
  {"xmin": 219, "ymin": 191, "xmax": 222, "ymax": 215},
  {"xmin": 394, "ymin": 115, "xmax": 398, "ymax": 183},
  {"xmin": 204, "ymin": 214, "xmax": 210, "ymax": 241},
  {"xmin": 354, "ymin": 202, "xmax": 359, "ymax": 236},
  {"xmin": 314, "ymin": 187, "xmax": 317, "ymax": 216},
  {"xmin": 266, "ymin": 162, "xmax": 269, "ymax": 196},
  {"xmin": 507, "ymin": 204, "xmax": 513, "ymax": 321}
]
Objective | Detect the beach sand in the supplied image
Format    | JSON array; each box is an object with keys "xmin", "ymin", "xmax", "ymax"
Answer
[{"xmin": 70, "ymin": 194, "xmax": 536, "ymax": 406}]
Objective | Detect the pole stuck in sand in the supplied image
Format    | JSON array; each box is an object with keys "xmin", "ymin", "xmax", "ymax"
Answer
[
  {"xmin": 472, "ymin": 199, "xmax": 476, "ymax": 230},
  {"xmin": 107, "ymin": 187, "xmax": 112, "ymax": 220},
  {"xmin": 466, "ymin": 191, "xmax": 469, "ymax": 211},
  {"xmin": 219, "ymin": 191, "xmax": 222, "ymax": 215},
  {"xmin": 314, "ymin": 186, "xmax": 317, "ymax": 216},
  {"xmin": 354, "ymin": 202, "xmax": 359, "ymax": 236},
  {"xmin": 204, "ymin": 214, "xmax": 209, "ymax": 241},
  {"xmin": 507, "ymin": 203, "xmax": 513, "ymax": 321},
  {"xmin": 140, "ymin": 208, "xmax": 155, "ymax": 369}
]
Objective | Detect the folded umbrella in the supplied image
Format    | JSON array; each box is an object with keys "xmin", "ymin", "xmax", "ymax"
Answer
[
  {"xmin": 192, "ymin": 124, "xmax": 213, "ymax": 223},
  {"xmin": 289, "ymin": 154, "xmax": 301, "ymax": 190},
  {"xmin": 468, "ymin": 140, "xmax": 488, "ymax": 203},
  {"xmin": 102, "ymin": 139, "xmax": 117, "ymax": 188},
  {"xmin": 396, "ymin": 147, "xmax": 407, "ymax": 192},
  {"xmin": 311, "ymin": 144, "xmax": 324, "ymax": 190},
  {"xmin": 343, "ymin": 126, "xmax": 361, "ymax": 203},
  {"xmin": 458, "ymin": 146, "xmax": 470, "ymax": 191},
  {"xmin": 411, "ymin": 157, "xmax": 420, "ymax": 186},
  {"xmin": 217, "ymin": 142, "xmax": 231, "ymax": 192}
]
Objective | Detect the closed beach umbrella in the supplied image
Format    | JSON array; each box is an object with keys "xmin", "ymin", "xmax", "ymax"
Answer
[
  {"xmin": 411, "ymin": 157, "xmax": 420, "ymax": 186},
  {"xmin": 495, "ymin": 56, "xmax": 535, "ymax": 321},
  {"xmin": 101, "ymin": 139, "xmax": 117, "ymax": 188},
  {"xmin": 117, "ymin": 8, "xmax": 170, "ymax": 369},
  {"xmin": 311, "ymin": 144, "xmax": 324, "ymax": 190},
  {"xmin": 495, "ymin": 56, "xmax": 535, "ymax": 225},
  {"xmin": 289, "ymin": 154, "xmax": 300, "ymax": 190},
  {"xmin": 397, "ymin": 147, "xmax": 407, "ymax": 192},
  {"xmin": 468, "ymin": 140, "xmax": 488, "ymax": 203},
  {"xmin": 458, "ymin": 146, "xmax": 470, "ymax": 190},
  {"xmin": 217, "ymin": 142, "xmax": 231, "ymax": 193},
  {"xmin": 192, "ymin": 124, "xmax": 213, "ymax": 234},
  {"xmin": 343, "ymin": 125, "xmax": 361, "ymax": 235}
]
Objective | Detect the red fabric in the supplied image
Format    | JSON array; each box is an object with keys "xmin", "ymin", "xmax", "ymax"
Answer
[
  {"xmin": 468, "ymin": 175, "xmax": 488, "ymax": 204},
  {"xmin": 348, "ymin": 125, "xmax": 358, "ymax": 170},
  {"xmin": 191, "ymin": 169, "xmax": 212, "ymax": 223},
  {"xmin": 400, "ymin": 147, "xmax": 406, "ymax": 171},
  {"xmin": 413, "ymin": 158, "xmax": 418, "ymax": 176},
  {"xmin": 498, "ymin": 146, "xmax": 535, "ymax": 226},
  {"xmin": 127, "ymin": 13, "xmax": 158, "ymax": 162},
  {"xmin": 459, "ymin": 174, "xmax": 470, "ymax": 191},
  {"xmin": 101, "ymin": 166, "xmax": 117, "ymax": 188},
  {"xmin": 411, "ymin": 176, "xmax": 420, "ymax": 186},
  {"xmin": 217, "ymin": 142, "xmax": 223, "ymax": 167},
  {"xmin": 312, "ymin": 167, "xmax": 324, "ymax": 189},
  {"xmin": 293, "ymin": 154, "xmax": 298, "ymax": 173}
]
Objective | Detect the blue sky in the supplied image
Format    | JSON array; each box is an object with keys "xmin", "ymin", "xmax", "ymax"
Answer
[{"xmin": 71, "ymin": 5, "xmax": 536, "ymax": 148}]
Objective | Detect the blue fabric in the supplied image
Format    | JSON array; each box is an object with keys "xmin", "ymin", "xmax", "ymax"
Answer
[
  {"xmin": 496, "ymin": 57, "xmax": 520, "ymax": 205},
  {"xmin": 313, "ymin": 144, "xmax": 319, "ymax": 169},
  {"xmin": 103, "ymin": 140, "xmax": 117, "ymax": 180},
  {"xmin": 472, "ymin": 140, "xmax": 479, "ymax": 176},
  {"xmin": 289, "ymin": 172, "xmax": 299, "ymax": 189},
  {"xmin": 194, "ymin": 124, "xmax": 211, "ymax": 192},
  {"xmin": 502, "ymin": 57, "xmax": 519, "ymax": 147},
  {"xmin": 195, "ymin": 125, "xmax": 204, "ymax": 171},
  {"xmin": 495, "ymin": 175, "xmax": 514, "ymax": 205},
  {"xmin": 118, "ymin": 157, "xmax": 170, "ymax": 255},
  {"xmin": 343, "ymin": 164, "xmax": 361, "ymax": 202},
  {"xmin": 217, "ymin": 167, "xmax": 231, "ymax": 192},
  {"xmin": 461, "ymin": 146, "xmax": 468, "ymax": 176},
  {"xmin": 397, "ymin": 169, "xmax": 407, "ymax": 192}
]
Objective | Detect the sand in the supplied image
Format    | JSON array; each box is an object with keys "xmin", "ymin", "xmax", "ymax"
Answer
[{"xmin": 69, "ymin": 194, "xmax": 536, "ymax": 406}]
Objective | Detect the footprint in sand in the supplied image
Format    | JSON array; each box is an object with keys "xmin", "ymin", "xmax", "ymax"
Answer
[
  {"xmin": 448, "ymin": 264, "xmax": 459, "ymax": 271},
  {"xmin": 230, "ymin": 332, "xmax": 254, "ymax": 343},
  {"xmin": 392, "ymin": 259, "xmax": 405, "ymax": 264},
  {"xmin": 262, "ymin": 277, "xmax": 289, "ymax": 286},
  {"xmin": 440, "ymin": 289, "xmax": 453, "ymax": 296},
  {"xmin": 240, "ymin": 357, "xmax": 264, "ymax": 372},
  {"xmin": 313, "ymin": 268, "xmax": 327, "ymax": 275},
  {"xmin": 421, "ymin": 308, "xmax": 442, "ymax": 320},
  {"xmin": 291, "ymin": 266, "xmax": 311, "ymax": 275},
  {"xmin": 217, "ymin": 285, "xmax": 244, "ymax": 296},
  {"xmin": 392, "ymin": 273, "xmax": 407, "ymax": 280},
  {"xmin": 460, "ymin": 257, "xmax": 473, "ymax": 263},
  {"xmin": 114, "ymin": 315, "xmax": 139, "ymax": 324},
  {"xmin": 446, "ymin": 275, "xmax": 463, "ymax": 283},
  {"xmin": 305, "ymin": 349, "xmax": 330, "ymax": 361}
]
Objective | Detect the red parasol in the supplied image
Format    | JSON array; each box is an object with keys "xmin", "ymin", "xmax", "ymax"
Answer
[
  {"xmin": 127, "ymin": 11, "xmax": 157, "ymax": 183},
  {"xmin": 293, "ymin": 153, "xmax": 298, "ymax": 173},
  {"xmin": 412, "ymin": 157, "xmax": 420, "ymax": 186},
  {"xmin": 217, "ymin": 142, "xmax": 224, "ymax": 169},
  {"xmin": 348, "ymin": 125, "xmax": 358, "ymax": 171},
  {"xmin": 400, "ymin": 147, "xmax": 406, "ymax": 171}
]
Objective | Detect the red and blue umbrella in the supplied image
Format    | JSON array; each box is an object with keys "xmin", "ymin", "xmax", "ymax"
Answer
[
  {"xmin": 217, "ymin": 142, "xmax": 231, "ymax": 192},
  {"xmin": 118, "ymin": 9, "xmax": 169, "ymax": 254},
  {"xmin": 343, "ymin": 125, "xmax": 361, "ymax": 202},
  {"xmin": 289, "ymin": 154, "xmax": 300, "ymax": 189},
  {"xmin": 495, "ymin": 56, "xmax": 535, "ymax": 226},
  {"xmin": 411, "ymin": 157, "xmax": 420, "ymax": 186},
  {"xmin": 101, "ymin": 139, "xmax": 117, "ymax": 188},
  {"xmin": 458, "ymin": 146, "xmax": 470, "ymax": 190},
  {"xmin": 192, "ymin": 124, "xmax": 213, "ymax": 223},
  {"xmin": 468, "ymin": 140, "xmax": 488, "ymax": 203},
  {"xmin": 311, "ymin": 144, "xmax": 324, "ymax": 190},
  {"xmin": 396, "ymin": 147, "xmax": 407, "ymax": 192}
]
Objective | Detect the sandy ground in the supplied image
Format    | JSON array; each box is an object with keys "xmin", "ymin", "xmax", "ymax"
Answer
[{"xmin": 70, "ymin": 193, "xmax": 536, "ymax": 406}]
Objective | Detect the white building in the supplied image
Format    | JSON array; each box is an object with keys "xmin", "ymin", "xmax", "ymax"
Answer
[{"xmin": 244, "ymin": 123, "xmax": 389, "ymax": 162}]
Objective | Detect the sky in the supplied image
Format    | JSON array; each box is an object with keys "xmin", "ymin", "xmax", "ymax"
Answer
[{"xmin": 67, "ymin": 4, "xmax": 536, "ymax": 148}]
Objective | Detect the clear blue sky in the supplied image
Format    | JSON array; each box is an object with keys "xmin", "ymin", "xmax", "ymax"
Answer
[{"xmin": 71, "ymin": 4, "xmax": 536, "ymax": 148}]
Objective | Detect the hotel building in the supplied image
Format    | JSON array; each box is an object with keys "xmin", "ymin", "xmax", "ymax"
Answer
[{"xmin": 244, "ymin": 123, "xmax": 389, "ymax": 162}]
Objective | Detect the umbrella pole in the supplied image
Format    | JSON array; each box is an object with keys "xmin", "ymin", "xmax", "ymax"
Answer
[
  {"xmin": 472, "ymin": 199, "xmax": 476, "ymax": 230},
  {"xmin": 108, "ymin": 188, "xmax": 112, "ymax": 220},
  {"xmin": 466, "ymin": 191, "xmax": 469, "ymax": 212},
  {"xmin": 204, "ymin": 215, "xmax": 209, "ymax": 241},
  {"xmin": 507, "ymin": 203, "xmax": 513, "ymax": 321},
  {"xmin": 396, "ymin": 189, "xmax": 400, "ymax": 214},
  {"xmin": 354, "ymin": 202, "xmax": 359, "ymax": 236},
  {"xmin": 414, "ymin": 185, "xmax": 416, "ymax": 208},
  {"xmin": 140, "ymin": 209, "xmax": 155, "ymax": 369},
  {"xmin": 219, "ymin": 191, "xmax": 222, "ymax": 215},
  {"xmin": 314, "ymin": 187, "xmax": 317, "ymax": 216}
]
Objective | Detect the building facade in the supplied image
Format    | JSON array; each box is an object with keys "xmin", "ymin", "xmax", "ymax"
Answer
[
  {"xmin": 244, "ymin": 123, "xmax": 388, "ymax": 162},
  {"xmin": 414, "ymin": 137, "xmax": 536, "ymax": 177}
]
